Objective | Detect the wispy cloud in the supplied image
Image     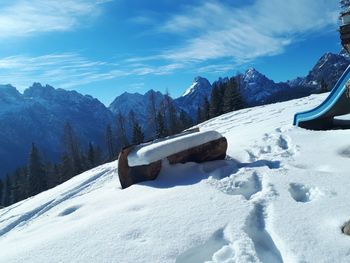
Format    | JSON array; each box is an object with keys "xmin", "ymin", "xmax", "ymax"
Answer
[
  {"xmin": 0, "ymin": 53, "xmax": 189, "ymax": 90},
  {"xmin": 0, "ymin": 53, "xmax": 116, "ymax": 90},
  {"xmin": 143, "ymin": 0, "xmax": 338, "ymax": 64},
  {"xmin": 0, "ymin": 0, "xmax": 340, "ymax": 91},
  {"xmin": 0, "ymin": 0, "xmax": 111, "ymax": 38}
]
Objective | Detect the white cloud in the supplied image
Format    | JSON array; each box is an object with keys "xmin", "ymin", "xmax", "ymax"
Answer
[
  {"xmin": 0, "ymin": 53, "xmax": 114, "ymax": 90},
  {"xmin": 0, "ymin": 53, "xmax": 189, "ymax": 90},
  {"xmin": 0, "ymin": 0, "xmax": 111, "ymax": 38},
  {"xmin": 0, "ymin": 0, "xmax": 340, "ymax": 90},
  {"xmin": 158, "ymin": 0, "xmax": 338, "ymax": 64}
]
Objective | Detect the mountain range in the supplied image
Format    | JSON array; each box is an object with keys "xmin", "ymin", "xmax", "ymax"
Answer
[
  {"xmin": 0, "ymin": 51, "xmax": 349, "ymax": 178},
  {"xmin": 0, "ymin": 83, "xmax": 113, "ymax": 177}
]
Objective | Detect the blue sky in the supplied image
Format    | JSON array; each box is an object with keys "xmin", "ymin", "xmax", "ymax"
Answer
[{"xmin": 0, "ymin": 0, "xmax": 341, "ymax": 105}]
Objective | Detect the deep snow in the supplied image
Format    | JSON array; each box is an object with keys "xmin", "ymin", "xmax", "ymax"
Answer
[
  {"xmin": 128, "ymin": 130, "xmax": 223, "ymax": 166},
  {"xmin": 1, "ymin": 93, "xmax": 350, "ymax": 263}
]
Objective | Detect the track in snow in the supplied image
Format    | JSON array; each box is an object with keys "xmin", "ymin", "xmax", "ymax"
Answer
[{"xmin": 245, "ymin": 202, "xmax": 283, "ymax": 263}]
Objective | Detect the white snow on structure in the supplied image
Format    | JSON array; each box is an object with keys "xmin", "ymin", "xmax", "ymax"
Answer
[
  {"xmin": 2, "ymin": 92, "xmax": 350, "ymax": 262},
  {"xmin": 127, "ymin": 130, "xmax": 223, "ymax": 166}
]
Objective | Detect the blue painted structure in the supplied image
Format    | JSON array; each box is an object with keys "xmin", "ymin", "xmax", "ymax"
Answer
[{"xmin": 293, "ymin": 65, "xmax": 350, "ymax": 129}]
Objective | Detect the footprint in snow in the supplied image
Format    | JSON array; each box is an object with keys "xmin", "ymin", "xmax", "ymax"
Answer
[
  {"xmin": 338, "ymin": 146, "xmax": 350, "ymax": 158},
  {"xmin": 277, "ymin": 135, "xmax": 289, "ymax": 150},
  {"xmin": 244, "ymin": 203, "xmax": 283, "ymax": 263},
  {"xmin": 58, "ymin": 205, "xmax": 82, "ymax": 217},
  {"xmin": 289, "ymin": 183, "xmax": 321, "ymax": 203},
  {"xmin": 207, "ymin": 171, "xmax": 262, "ymax": 200},
  {"xmin": 175, "ymin": 229, "xmax": 230, "ymax": 263}
]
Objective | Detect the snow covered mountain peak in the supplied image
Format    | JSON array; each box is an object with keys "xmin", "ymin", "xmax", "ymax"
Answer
[
  {"xmin": 243, "ymin": 67, "xmax": 265, "ymax": 81},
  {"xmin": 182, "ymin": 76, "xmax": 210, "ymax": 97},
  {"xmin": 298, "ymin": 52, "xmax": 350, "ymax": 90},
  {"xmin": 239, "ymin": 68, "xmax": 289, "ymax": 106},
  {"xmin": 176, "ymin": 77, "xmax": 212, "ymax": 118}
]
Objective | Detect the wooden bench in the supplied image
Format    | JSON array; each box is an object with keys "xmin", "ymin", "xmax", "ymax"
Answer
[{"xmin": 118, "ymin": 129, "xmax": 227, "ymax": 189}]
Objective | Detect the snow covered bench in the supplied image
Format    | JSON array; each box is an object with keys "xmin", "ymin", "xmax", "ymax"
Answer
[{"xmin": 118, "ymin": 129, "xmax": 227, "ymax": 189}]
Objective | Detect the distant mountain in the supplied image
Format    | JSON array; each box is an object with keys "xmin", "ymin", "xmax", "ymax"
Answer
[
  {"xmin": 109, "ymin": 89, "xmax": 166, "ymax": 122},
  {"xmin": 288, "ymin": 52, "xmax": 350, "ymax": 90},
  {"xmin": 2, "ymin": 51, "xmax": 348, "ymax": 178},
  {"xmin": 174, "ymin": 76, "xmax": 212, "ymax": 118},
  {"xmin": 109, "ymin": 89, "xmax": 181, "ymax": 138},
  {"xmin": 108, "ymin": 90, "xmax": 170, "ymax": 130},
  {"xmin": 238, "ymin": 52, "xmax": 350, "ymax": 106},
  {"xmin": 108, "ymin": 52, "xmax": 350, "ymax": 123},
  {"xmin": 0, "ymin": 83, "xmax": 113, "ymax": 178},
  {"xmin": 238, "ymin": 68, "xmax": 290, "ymax": 106}
]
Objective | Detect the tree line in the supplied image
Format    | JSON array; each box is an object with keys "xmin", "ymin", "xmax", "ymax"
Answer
[
  {"xmin": 0, "ymin": 122, "xmax": 106, "ymax": 207},
  {"xmin": 0, "ymin": 92, "xmax": 195, "ymax": 208},
  {"xmin": 197, "ymin": 76, "xmax": 244, "ymax": 123},
  {"xmin": 0, "ymin": 79, "xmax": 245, "ymax": 208}
]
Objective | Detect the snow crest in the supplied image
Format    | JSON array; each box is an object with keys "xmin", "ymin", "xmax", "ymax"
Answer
[{"xmin": 128, "ymin": 130, "xmax": 223, "ymax": 166}]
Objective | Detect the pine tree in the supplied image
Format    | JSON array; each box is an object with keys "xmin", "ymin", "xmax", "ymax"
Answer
[
  {"xmin": 4, "ymin": 175, "xmax": 11, "ymax": 207},
  {"xmin": 209, "ymin": 85, "xmax": 221, "ymax": 118},
  {"xmin": 179, "ymin": 110, "xmax": 193, "ymax": 131},
  {"xmin": 28, "ymin": 143, "xmax": 47, "ymax": 196},
  {"xmin": 156, "ymin": 111, "xmax": 167, "ymax": 138},
  {"xmin": 198, "ymin": 97, "xmax": 210, "ymax": 123},
  {"xmin": 167, "ymin": 101, "xmax": 178, "ymax": 135},
  {"xmin": 46, "ymin": 162, "xmax": 60, "ymax": 189},
  {"xmin": 162, "ymin": 90, "xmax": 178, "ymax": 135},
  {"xmin": 94, "ymin": 146, "xmax": 103, "ymax": 165},
  {"xmin": 63, "ymin": 122, "xmax": 83, "ymax": 175},
  {"xmin": 87, "ymin": 142, "xmax": 96, "ymax": 168},
  {"xmin": 203, "ymin": 97, "xmax": 210, "ymax": 120},
  {"xmin": 59, "ymin": 153, "xmax": 74, "ymax": 183},
  {"xmin": 11, "ymin": 169, "xmax": 22, "ymax": 204},
  {"xmin": 105, "ymin": 124, "xmax": 115, "ymax": 161},
  {"xmin": 223, "ymin": 82, "xmax": 234, "ymax": 113},
  {"xmin": 116, "ymin": 112, "xmax": 129, "ymax": 148},
  {"xmin": 127, "ymin": 110, "xmax": 145, "ymax": 145},
  {"xmin": 196, "ymin": 106, "xmax": 202, "ymax": 124},
  {"xmin": 0, "ymin": 179, "xmax": 3, "ymax": 207},
  {"xmin": 147, "ymin": 90, "xmax": 158, "ymax": 140},
  {"xmin": 132, "ymin": 122, "xmax": 145, "ymax": 144}
]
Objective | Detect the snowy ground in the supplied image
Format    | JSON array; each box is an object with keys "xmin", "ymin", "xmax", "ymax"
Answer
[{"xmin": 1, "ymin": 93, "xmax": 350, "ymax": 263}]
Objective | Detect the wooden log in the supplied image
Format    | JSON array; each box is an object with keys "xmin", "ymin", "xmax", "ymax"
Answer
[
  {"xmin": 118, "ymin": 132, "xmax": 228, "ymax": 189},
  {"xmin": 118, "ymin": 146, "xmax": 162, "ymax": 189},
  {"xmin": 167, "ymin": 137, "xmax": 227, "ymax": 164}
]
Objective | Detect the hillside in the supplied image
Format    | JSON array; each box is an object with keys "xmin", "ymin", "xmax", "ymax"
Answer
[
  {"xmin": 0, "ymin": 52, "xmax": 348, "ymax": 178},
  {"xmin": 1, "ymin": 92, "xmax": 350, "ymax": 262}
]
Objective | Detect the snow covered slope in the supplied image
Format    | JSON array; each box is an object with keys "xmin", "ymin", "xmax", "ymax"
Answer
[{"xmin": 1, "ymin": 93, "xmax": 350, "ymax": 262}]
